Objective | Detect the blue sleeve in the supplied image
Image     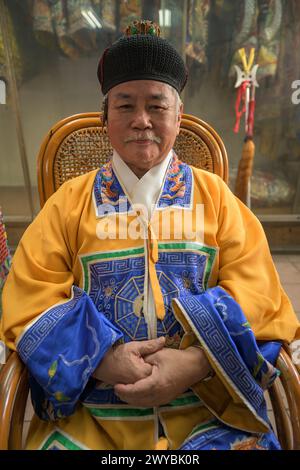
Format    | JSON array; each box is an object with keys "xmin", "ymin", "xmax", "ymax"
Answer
[{"xmin": 17, "ymin": 286, "xmax": 123, "ymax": 421}]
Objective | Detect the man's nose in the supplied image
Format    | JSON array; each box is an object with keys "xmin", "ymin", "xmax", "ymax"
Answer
[{"xmin": 131, "ymin": 110, "xmax": 152, "ymax": 129}]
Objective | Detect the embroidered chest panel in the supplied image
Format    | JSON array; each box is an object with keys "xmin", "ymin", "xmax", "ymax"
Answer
[{"xmin": 80, "ymin": 242, "xmax": 216, "ymax": 342}]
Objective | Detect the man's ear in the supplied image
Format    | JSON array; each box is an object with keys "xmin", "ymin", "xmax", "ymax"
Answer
[{"xmin": 176, "ymin": 102, "xmax": 184, "ymax": 135}]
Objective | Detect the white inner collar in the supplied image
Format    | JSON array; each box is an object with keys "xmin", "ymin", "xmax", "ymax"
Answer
[{"xmin": 112, "ymin": 149, "xmax": 172, "ymax": 218}]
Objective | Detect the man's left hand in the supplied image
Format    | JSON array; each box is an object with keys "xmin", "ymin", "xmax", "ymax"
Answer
[{"xmin": 114, "ymin": 346, "xmax": 211, "ymax": 407}]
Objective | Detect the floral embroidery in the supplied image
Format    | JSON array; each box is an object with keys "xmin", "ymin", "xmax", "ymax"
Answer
[{"xmin": 158, "ymin": 152, "xmax": 193, "ymax": 208}]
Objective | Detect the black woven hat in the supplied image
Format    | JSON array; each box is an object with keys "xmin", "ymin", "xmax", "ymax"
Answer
[{"xmin": 97, "ymin": 20, "xmax": 188, "ymax": 95}]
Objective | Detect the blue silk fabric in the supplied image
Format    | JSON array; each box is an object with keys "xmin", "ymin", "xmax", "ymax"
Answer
[
  {"xmin": 17, "ymin": 286, "xmax": 123, "ymax": 420},
  {"xmin": 180, "ymin": 421, "xmax": 281, "ymax": 450},
  {"xmin": 175, "ymin": 286, "xmax": 281, "ymax": 450}
]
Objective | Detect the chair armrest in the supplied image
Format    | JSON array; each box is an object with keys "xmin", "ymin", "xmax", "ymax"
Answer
[
  {"xmin": 276, "ymin": 347, "xmax": 300, "ymax": 450},
  {"xmin": 0, "ymin": 351, "xmax": 29, "ymax": 450}
]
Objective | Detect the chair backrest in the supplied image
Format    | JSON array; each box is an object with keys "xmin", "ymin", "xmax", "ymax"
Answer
[{"xmin": 37, "ymin": 112, "xmax": 228, "ymax": 207}]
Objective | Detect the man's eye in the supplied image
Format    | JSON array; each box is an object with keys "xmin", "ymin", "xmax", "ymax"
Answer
[
  {"xmin": 150, "ymin": 105, "xmax": 166, "ymax": 110},
  {"xmin": 119, "ymin": 104, "xmax": 132, "ymax": 109}
]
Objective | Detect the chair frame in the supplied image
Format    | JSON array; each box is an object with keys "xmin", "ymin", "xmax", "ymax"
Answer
[{"xmin": 0, "ymin": 351, "xmax": 29, "ymax": 449}]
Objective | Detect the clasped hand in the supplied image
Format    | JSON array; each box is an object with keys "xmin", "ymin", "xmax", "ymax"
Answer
[{"xmin": 93, "ymin": 337, "xmax": 211, "ymax": 407}]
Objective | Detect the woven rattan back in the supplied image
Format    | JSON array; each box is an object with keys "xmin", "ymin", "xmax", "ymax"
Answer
[{"xmin": 37, "ymin": 112, "xmax": 228, "ymax": 207}]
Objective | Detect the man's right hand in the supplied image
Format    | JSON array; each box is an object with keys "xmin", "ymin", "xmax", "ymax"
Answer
[{"xmin": 93, "ymin": 336, "xmax": 165, "ymax": 385}]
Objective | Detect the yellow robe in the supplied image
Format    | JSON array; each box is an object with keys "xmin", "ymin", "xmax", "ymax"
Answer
[{"xmin": 1, "ymin": 154, "xmax": 299, "ymax": 450}]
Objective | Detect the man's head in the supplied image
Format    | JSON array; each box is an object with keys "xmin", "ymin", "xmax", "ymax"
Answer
[{"xmin": 97, "ymin": 20, "xmax": 187, "ymax": 177}]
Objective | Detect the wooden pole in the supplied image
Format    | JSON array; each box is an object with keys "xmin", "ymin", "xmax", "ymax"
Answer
[{"xmin": 234, "ymin": 137, "xmax": 255, "ymax": 206}]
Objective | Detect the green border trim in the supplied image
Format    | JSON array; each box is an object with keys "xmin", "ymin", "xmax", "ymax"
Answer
[
  {"xmin": 165, "ymin": 394, "xmax": 201, "ymax": 408},
  {"xmin": 88, "ymin": 395, "xmax": 201, "ymax": 419},
  {"xmin": 80, "ymin": 247, "xmax": 144, "ymax": 292},
  {"xmin": 189, "ymin": 419, "xmax": 219, "ymax": 438},
  {"xmin": 41, "ymin": 431, "xmax": 84, "ymax": 450},
  {"xmin": 88, "ymin": 407, "xmax": 154, "ymax": 418},
  {"xmin": 80, "ymin": 242, "xmax": 216, "ymax": 293},
  {"xmin": 158, "ymin": 242, "xmax": 217, "ymax": 290}
]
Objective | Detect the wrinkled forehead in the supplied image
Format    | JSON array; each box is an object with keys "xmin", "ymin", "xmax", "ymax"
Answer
[{"xmin": 107, "ymin": 80, "xmax": 176, "ymax": 101}]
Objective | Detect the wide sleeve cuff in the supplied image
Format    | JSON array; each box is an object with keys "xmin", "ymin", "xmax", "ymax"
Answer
[
  {"xmin": 17, "ymin": 286, "xmax": 123, "ymax": 421},
  {"xmin": 172, "ymin": 287, "xmax": 278, "ymax": 434}
]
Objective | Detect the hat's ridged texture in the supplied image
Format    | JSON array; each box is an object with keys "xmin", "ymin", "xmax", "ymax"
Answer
[{"xmin": 98, "ymin": 35, "xmax": 188, "ymax": 95}]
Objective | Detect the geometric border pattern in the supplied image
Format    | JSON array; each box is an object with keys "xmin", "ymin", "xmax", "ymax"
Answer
[
  {"xmin": 176, "ymin": 293, "xmax": 269, "ymax": 428},
  {"xmin": 158, "ymin": 242, "xmax": 216, "ymax": 291},
  {"xmin": 17, "ymin": 287, "xmax": 82, "ymax": 362}
]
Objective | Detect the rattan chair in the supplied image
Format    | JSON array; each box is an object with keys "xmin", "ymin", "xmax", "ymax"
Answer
[
  {"xmin": 37, "ymin": 112, "xmax": 228, "ymax": 207},
  {"xmin": 0, "ymin": 112, "xmax": 299, "ymax": 450}
]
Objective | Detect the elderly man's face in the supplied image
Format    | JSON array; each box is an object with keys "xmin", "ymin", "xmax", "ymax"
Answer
[{"xmin": 107, "ymin": 80, "xmax": 183, "ymax": 177}]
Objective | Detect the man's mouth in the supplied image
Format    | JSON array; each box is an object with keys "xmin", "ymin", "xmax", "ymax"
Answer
[
  {"xmin": 132, "ymin": 139, "xmax": 153, "ymax": 145},
  {"xmin": 124, "ymin": 135, "xmax": 161, "ymax": 144}
]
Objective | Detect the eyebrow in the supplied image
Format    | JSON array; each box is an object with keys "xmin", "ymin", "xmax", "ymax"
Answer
[
  {"xmin": 113, "ymin": 92, "xmax": 169, "ymax": 101},
  {"xmin": 114, "ymin": 93, "xmax": 132, "ymax": 99},
  {"xmin": 148, "ymin": 93, "xmax": 168, "ymax": 101}
]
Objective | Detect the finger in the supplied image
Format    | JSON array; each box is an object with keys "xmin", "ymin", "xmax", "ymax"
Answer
[
  {"xmin": 143, "ymin": 351, "xmax": 160, "ymax": 365},
  {"xmin": 114, "ymin": 374, "xmax": 155, "ymax": 399},
  {"xmin": 137, "ymin": 336, "xmax": 165, "ymax": 356},
  {"xmin": 133, "ymin": 362, "xmax": 153, "ymax": 380}
]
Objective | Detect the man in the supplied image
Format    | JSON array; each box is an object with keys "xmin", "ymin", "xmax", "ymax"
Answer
[{"xmin": 1, "ymin": 20, "xmax": 299, "ymax": 450}]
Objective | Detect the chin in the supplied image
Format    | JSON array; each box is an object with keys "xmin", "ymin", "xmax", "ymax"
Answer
[{"xmin": 134, "ymin": 152, "xmax": 158, "ymax": 163}]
